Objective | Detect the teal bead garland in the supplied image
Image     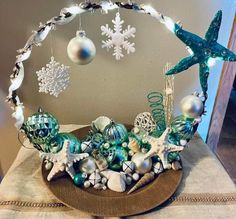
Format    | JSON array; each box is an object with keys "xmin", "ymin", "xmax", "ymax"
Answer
[{"xmin": 103, "ymin": 121, "xmax": 128, "ymax": 146}]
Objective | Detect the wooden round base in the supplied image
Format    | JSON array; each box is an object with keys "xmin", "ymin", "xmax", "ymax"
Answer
[{"xmin": 42, "ymin": 126, "xmax": 182, "ymax": 217}]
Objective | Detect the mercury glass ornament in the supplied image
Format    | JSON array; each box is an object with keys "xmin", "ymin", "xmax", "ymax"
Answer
[
  {"xmin": 103, "ymin": 121, "xmax": 128, "ymax": 146},
  {"xmin": 79, "ymin": 157, "xmax": 96, "ymax": 174},
  {"xmin": 131, "ymin": 152, "xmax": 152, "ymax": 174},
  {"xmin": 67, "ymin": 30, "xmax": 96, "ymax": 65},
  {"xmin": 180, "ymin": 95, "xmax": 204, "ymax": 119},
  {"xmin": 47, "ymin": 133, "xmax": 81, "ymax": 154},
  {"xmin": 22, "ymin": 108, "xmax": 59, "ymax": 147},
  {"xmin": 105, "ymin": 146, "xmax": 128, "ymax": 171}
]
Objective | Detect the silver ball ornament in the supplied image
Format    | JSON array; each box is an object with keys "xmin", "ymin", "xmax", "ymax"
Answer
[
  {"xmin": 180, "ymin": 95, "xmax": 204, "ymax": 119},
  {"xmin": 79, "ymin": 157, "xmax": 96, "ymax": 174},
  {"xmin": 67, "ymin": 30, "xmax": 96, "ymax": 65},
  {"xmin": 131, "ymin": 152, "xmax": 152, "ymax": 174}
]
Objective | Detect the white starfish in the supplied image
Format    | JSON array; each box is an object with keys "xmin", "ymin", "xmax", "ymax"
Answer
[
  {"xmin": 40, "ymin": 140, "xmax": 89, "ymax": 181},
  {"xmin": 143, "ymin": 128, "xmax": 184, "ymax": 169}
]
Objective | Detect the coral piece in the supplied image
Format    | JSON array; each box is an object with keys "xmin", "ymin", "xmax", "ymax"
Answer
[
  {"xmin": 40, "ymin": 140, "xmax": 89, "ymax": 181},
  {"xmin": 143, "ymin": 128, "xmax": 184, "ymax": 169},
  {"xmin": 128, "ymin": 172, "xmax": 155, "ymax": 194},
  {"xmin": 36, "ymin": 56, "xmax": 70, "ymax": 97},
  {"xmin": 101, "ymin": 12, "xmax": 136, "ymax": 60}
]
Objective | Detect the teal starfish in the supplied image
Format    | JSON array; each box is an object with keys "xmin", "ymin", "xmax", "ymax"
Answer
[{"xmin": 166, "ymin": 10, "xmax": 236, "ymax": 93}]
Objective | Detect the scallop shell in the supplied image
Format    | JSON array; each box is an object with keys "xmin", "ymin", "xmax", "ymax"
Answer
[{"xmin": 92, "ymin": 116, "xmax": 111, "ymax": 133}]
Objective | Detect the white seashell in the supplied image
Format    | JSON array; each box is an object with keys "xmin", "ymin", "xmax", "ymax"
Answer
[
  {"xmin": 101, "ymin": 170, "xmax": 126, "ymax": 193},
  {"xmin": 172, "ymin": 161, "xmax": 182, "ymax": 170},
  {"xmin": 92, "ymin": 116, "xmax": 111, "ymax": 132}
]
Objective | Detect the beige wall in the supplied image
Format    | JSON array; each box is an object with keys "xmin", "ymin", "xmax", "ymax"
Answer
[{"xmin": 0, "ymin": 0, "xmax": 235, "ymax": 175}]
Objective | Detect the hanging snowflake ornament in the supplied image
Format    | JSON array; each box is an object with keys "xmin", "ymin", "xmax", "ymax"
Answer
[
  {"xmin": 36, "ymin": 56, "xmax": 70, "ymax": 97},
  {"xmin": 101, "ymin": 12, "xmax": 136, "ymax": 60}
]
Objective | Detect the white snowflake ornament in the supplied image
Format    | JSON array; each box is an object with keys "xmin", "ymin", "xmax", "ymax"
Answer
[
  {"xmin": 36, "ymin": 56, "xmax": 70, "ymax": 97},
  {"xmin": 101, "ymin": 12, "xmax": 136, "ymax": 60}
]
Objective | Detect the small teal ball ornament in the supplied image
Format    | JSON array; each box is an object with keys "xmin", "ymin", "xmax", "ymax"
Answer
[
  {"xmin": 67, "ymin": 30, "xmax": 96, "ymax": 65},
  {"xmin": 103, "ymin": 121, "xmax": 128, "ymax": 146},
  {"xmin": 73, "ymin": 173, "xmax": 87, "ymax": 187},
  {"xmin": 105, "ymin": 146, "xmax": 128, "ymax": 171},
  {"xmin": 22, "ymin": 108, "xmax": 59, "ymax": 147},
  {"xmin": 47, "ymin": 133, "xmax": 81, "ymax": 154}
]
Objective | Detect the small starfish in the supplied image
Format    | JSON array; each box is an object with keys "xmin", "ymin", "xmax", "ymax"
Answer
[
  {"xmin": 143, "ymin": 128, "xmax": 184, "ymax": 169},
  {"xmin": 40, "ymin": 140, "xmax": 89, "ymax": 181}
]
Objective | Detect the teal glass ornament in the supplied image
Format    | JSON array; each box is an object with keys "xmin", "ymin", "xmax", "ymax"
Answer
[
  {"xmin": 165, "ymin": 10, "xmax": 236, "ymax": 94},
  {"xmin": 103, "ymin": 121, "xmax": 128, "ymax": 146},
  {"xmin": 47, "ymin": 133, "xmax": 81, "ymax": 154},
  {"xmin": 104, "ymin": 146, "xmax": 128, "ymax": 171},
  {"xmin": 73, "ymin": 173, "xmax": 86, "ymax": 187},
  {"xmin": 22, "ymin": 108, "xmax": 59, "ymax": 147},
  {"xmin": 91, "ymin": 133, "xmax": 104, "ymax": 149},
  {"xmin": 169, "ymin": 115, "xmax": 195, "ymax": 145}
]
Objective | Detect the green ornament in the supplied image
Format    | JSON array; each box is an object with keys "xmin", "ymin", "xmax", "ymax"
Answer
[
  {"xmin": 103, "ymin": 121, "xmax": 128, "ymax": 146},
  {"xmin": 166, "ymin": 10, "xmax": 236, "ymax": 93},
  {"xmin": 104, "ymin": 146, "xmax": 128, "ymax": 171},
  {"xmin": 47, "ymin": 133, "xmax": 81, "ymax": 154},
  {"xmin": 22, "ymin": 108, "xmax": 59, "ymax": 147},
  {"xmin": 73, "ymin": 173, "xmax": 86, "ymax": 187},
  {"xmin": 168, "ymin": 152, "xmax": 180, "ymax": 163},
  {"xmin": 91, "ymin": 133, "xmax": 104, "ymax": 149},
  {"xmin": 169, "ymin": 115, "xmax": 195, "ymax": 145}
]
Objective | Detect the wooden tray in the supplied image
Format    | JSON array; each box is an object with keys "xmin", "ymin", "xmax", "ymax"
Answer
[{"xmin": 42, "ymin": 126, "xmax": 182, "ymax": 217}]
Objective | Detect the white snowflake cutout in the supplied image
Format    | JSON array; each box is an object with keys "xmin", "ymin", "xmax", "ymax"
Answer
[
  {"xmin": 36, "ymin": 56, "xmax": 70, "ymax": 97},
  {"xmin": 101, "ymin": 12, "xmax": 136, "ymax": 60}
]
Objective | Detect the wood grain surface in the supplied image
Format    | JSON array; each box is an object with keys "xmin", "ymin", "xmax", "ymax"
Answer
[{"xmin": 42, "ymin": 126, "xmax": 182, "ymax": 217}]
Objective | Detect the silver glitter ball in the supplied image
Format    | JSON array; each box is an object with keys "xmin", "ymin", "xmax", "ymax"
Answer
[
  {"xmin": 180, "ymin": 95, "xmax": 204, "ymax": 118},
  {"xmin": 131, "ymin": 152, "xmax": 152, "ymax": 174}
]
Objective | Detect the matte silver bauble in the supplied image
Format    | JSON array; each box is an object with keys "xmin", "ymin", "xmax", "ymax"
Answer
[
  {"xmin": 180, "ymin": 95, "xmax": 204, "ymax": 118},
  {"xmin": 79, "ymin": 157, "xmax": 96, "ymax": 174},
  {"xmin": 131, "ymin": 152, "xmax": 152, "ymax": 174},
  {"xmin": 67, "ymin": 30, "xmax": 96, "ymax": 65}
]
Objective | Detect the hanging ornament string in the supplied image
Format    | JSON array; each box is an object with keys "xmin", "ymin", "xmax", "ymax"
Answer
[{"xmin": 17, "ymin": 132, "xmax": 35, "ymax": 150}]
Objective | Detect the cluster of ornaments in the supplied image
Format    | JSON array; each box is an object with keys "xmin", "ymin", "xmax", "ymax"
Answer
[{"xmin": 21, "ymin": 89, "xmax": 205, "ymax": 194}]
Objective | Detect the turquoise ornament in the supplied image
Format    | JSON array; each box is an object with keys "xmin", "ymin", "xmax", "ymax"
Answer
[
  {"xmin": 168, "ymin": 152, "xmax": 180, "ymax": 163},
  {"xmin": 166, "ymin": 10, "xmax": 236, "ymax": 93},
  {"xmin": 22, "ymin": 108, "xmax": 59, "ymax": 148},
  {"xmin": 104, "ymin": 146, "xmax": 128, "ymax": 171},
  {"xmin": 91, "ymin": 133, "xmax": 104, "ymax": 149},
  {"xmin": 47, "ymin": 133, "xmax": 81, "ymax": 154},
  {"xmin": 169, "ymin": 115, "xmax": 195, "ymax": 145},
  {"xmin": 73, "ymin": 173, "xmax": 86, "ymax": 187},
  {"xmin": 103, "ymin": 121, "xmax": 128, "ymax": 146}
]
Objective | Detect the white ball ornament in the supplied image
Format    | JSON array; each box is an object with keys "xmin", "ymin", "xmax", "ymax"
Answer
[
  {"xmin": 180, "ymin": 95, "xmax": 204, "ymax": 119},
  {"xmin": 67, "ymin": 30, "xmax": 96, "ymax": 65},
  {"xmin": 132, "ymin": 152, "xmax": 152, "ymax": 174}
]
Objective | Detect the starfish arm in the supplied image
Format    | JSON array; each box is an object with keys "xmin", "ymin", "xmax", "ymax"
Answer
[
  {"xmin": 159, "ymin": 128, "xmax": 170, "ymax": 141},
  {"xmin": 205, "ymin": 10, "xmax": 222, "ymax": 43},
  {"xmin": 65, "ymin": 165, "xmax": 75, "ymax": 179},
  {"xmin": 199, "ymin": 62, "xmax": 210, "ymax": 93},
  {"xmin": 71, "ymin": 153, "xmax": 89, "ymax": 163},
  {"xmin": 143, "ymin": 148, "xmax": 157, "ymax": 160},
  {"xmin": 159, "ymin": 152, "xmax": 171, "ymax": 169},
  {"xmin": 168, "ymin": 144, "xmax": 184, "ymax": 152},
  {"xmin": 47, "ymin": 162, "xmax": 63, "ymax": 181},
  {"xmin": 166, "ymin": 56, "xmax": 198, "ymax": 75},
  {"xmin": 213, "ymin": 44, "xmax": 236, "ymax": 61}
]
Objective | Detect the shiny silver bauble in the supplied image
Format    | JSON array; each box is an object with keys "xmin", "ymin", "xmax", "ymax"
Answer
[
  {"xmin": 131, "ymin": 152, "xmax": 152, "ymax": 174},
  {"xmin": 180, "ymin": 95, "xmax": 204, "ymax": 118},
  {"xmin": 79, "ymin": 157, "xmax": 97, "ymax": 174},
  {"xmin": 67, "ymin": 30, "xmax": 96, "ymax": 65}
]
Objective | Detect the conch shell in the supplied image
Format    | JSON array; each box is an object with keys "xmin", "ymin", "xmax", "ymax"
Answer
[
  {"xmin": 128, "ymin": 139, "xmax": 140, "ymax": 153},
  {"xmin": 128, "ymin": 172, "xmax": 155, "ymax": 194}
]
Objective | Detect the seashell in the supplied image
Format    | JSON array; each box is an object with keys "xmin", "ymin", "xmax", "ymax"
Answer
[
  {"xmin": 101, "ymin": 170, "xmax": 126, "ymax": 193},
  {"xmin": 172, "ymin": 161, "xmax": 182, "ymax": 170},
  {"xmin": 122, "ymin": 161, "xmax": 135, "ymax": 174},
  {"xmin": 92, "ymin": 116, "xmax": 111, "ymax": 133},
  {"xmin": 89, "ymin": 170, "xmax": 101, "ymax": 185},
  {"xmin": 128, "ymin": 139, "xmax": 141, "ymax": 153},
  {"xmin": 128, "ymin": 172, "xmax": 155, "ymax": 194}
]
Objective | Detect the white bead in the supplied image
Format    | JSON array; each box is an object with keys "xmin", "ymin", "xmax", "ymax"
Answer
[
  {"xmin": 84, "ymin": 180, "xmax": 91, "ymax": 188},
  {"xmin": 132, "ymin": 173, "xmax": 140, "ymax": 181},
  {"xmin": 133, "ymin": 127, "xmax": 140, "ymax": 134},
  {"xmin": 128, "ymin": 150, "xmax": 135, "ymax": 156},
  {"xmin": 103, "ymin": 142, "xmax": 110, "ymax": 149},
  {"xmin": 122, "ymin": 142, "xmax": 128, "ymax": 148},
  {"xmin": 180, "ymin": 139, "xmax": 187, "ymax": 146}
]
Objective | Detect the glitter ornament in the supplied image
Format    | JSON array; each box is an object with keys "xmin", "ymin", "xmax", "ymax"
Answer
[
  {"xmin": 47, "ymin": 133, "xmax": 81, "ymax": 154},
  {"xmin": 101, "ymin": 12, "xmax": 136, "ymax": 60},
  {"xmin": 36, "ymin": 56, "xmax": 70, "ymax": 97},
  {"xmin": 22, "ymin": 108, "xmax": 59, "ymax": 147},
  {"xmin": 67, "ymin": 30, "xmax": 96, "ymax": 65},
  {"xmin": 103, "ymin": 121, "xmax": 128, "ymax": 146}
]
